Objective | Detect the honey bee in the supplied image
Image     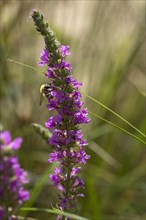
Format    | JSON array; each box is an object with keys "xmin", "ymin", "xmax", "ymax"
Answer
[{"xmin": 39, "ymin": 84, "xmax": 52, "ymax": 105}]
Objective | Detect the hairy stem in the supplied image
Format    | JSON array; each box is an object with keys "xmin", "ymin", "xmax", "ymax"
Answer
[
  {"xmin": 65, "ymin": 167, "xmax": 71, "ymax": 199},
  {"xmin": 62, "ymin": 164, "xmax": 71, "ymax": 220}
]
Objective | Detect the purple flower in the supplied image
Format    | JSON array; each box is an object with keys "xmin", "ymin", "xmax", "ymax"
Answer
[
  {"xmin": 9, "ymin": 137, "xmax": 23, "ymax": 150},
  {"xmin": 0, "ymin": 130, "xmax": 11, "ymax": 144},
  {"xmin": 32, "ymin": 10, "xmax": 91, "ymax": 219},
  {"xmin": 60, "ymin": 45, "xmax": 71, "ymax": 57},
  {"xmin": 38, "ymin": 49, "xmax": 50, "ymax": 66},
  {"xmin": 18, "ymin": 187, "xmax": 30, "ymax": 205},
  {"xmin": 0, "ymin": 130, "xmax": 30, "ymax": 218},
  {"xmin": 61, "ymin": 60, "xmax": 73, "ymax": 72},
  {"xmin": 74, "ymin": 109, "xmax": 91, "ymax": 124},
  {"xmin": 73, "ymin": 176, "xmax": 84, "ymax": 188},
  {"xmin": 48, "ymin": 151, "xmax": 63, "ymax": 163},
  {"xmin": 46, "ymin": 66, "xmax": 56, "ymax": 78},
  {"xmin": 0, "ymin": 130, "xmax": 23, "ymax": 151},
  {"xmin": 71, "ymin": 167, "xmax": 81, "ymax": 176},
  {"xmin": 66, "ymin": 76, "xmax": 82, "ymax": 89},
  {"xmin": 50, "ymin": 167, "xmax": 63, "ymax": 186},
  {"xmin": 38, "ymin": 43, "xmax": 90, "ymax": 214},
  {"xmin": 45, "ymin": 115, "xmax": 62, "ymax": 128},
  {"xmin": 78, "ymin": 149, "xmax": 90, "ymax": 164},
  {"xmin": 55, "ymin": 60, "xmax": 73, "ymax": 72}
]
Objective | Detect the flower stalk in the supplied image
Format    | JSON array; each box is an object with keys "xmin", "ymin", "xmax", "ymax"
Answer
[
  {"xmin": 0, "ymin": 130, "xmax": 30, "ymax": 220},
  {"xmin": 32, "ymin": 10, "xmax": 90, "ymax": 220}
]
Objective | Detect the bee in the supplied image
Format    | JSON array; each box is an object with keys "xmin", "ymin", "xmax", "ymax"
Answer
[{"xmin": 39, "ymin": 84, "xmax": 52, "ymax": 105}]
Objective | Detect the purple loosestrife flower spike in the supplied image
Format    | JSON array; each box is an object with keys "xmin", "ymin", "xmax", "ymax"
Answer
[
  {"xmin": 0, "ymin": 130, "xmax": 30, "ymax": 219},
  {"xmin": 32, "ymin": 10, "xmax": 90, "ymax": 219}
]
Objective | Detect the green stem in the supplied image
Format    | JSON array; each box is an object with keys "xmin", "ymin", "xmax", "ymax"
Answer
[
  {"xmin": 62, "ymin": 158, "xmax": 72, "ymax": 220},
  {"xmin": 65, "ymin": 167, "xmax": 71, "ymax": 199}
]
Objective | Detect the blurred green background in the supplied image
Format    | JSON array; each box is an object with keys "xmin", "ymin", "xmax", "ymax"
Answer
[{"xmin": 0, "ymin": 1, "xmax": 145, "ymax": 220}]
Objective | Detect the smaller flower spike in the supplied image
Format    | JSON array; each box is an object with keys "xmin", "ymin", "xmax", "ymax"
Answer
[
  {"xmin": 0, "ymin": 130, "xmax": 30, "ymax": 219},
  {"xmin": 32, "ymin": 10, "xmax": 90, "ymax": 219}
]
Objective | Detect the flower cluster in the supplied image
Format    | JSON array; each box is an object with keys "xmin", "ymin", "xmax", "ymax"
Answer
[
  {"xmin": 0, "ymin": 130, "xmax": 30, "ymax": 220},
  {"xmin": 32, "ymin": 10, "xmax": 90, "ymax": 218}
]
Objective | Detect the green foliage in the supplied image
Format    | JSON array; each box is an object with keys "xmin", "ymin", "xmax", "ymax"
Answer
[
  {"xmin": 1, "ymin": 1, "xmax": 145, "ymax": 220},
  {"xmin": 32, "ymin": 123, "xmax": 52, "ymax": 143},
  {"xmin": 21, "ymin": 207, "xmax": 89, "ymax": 220},
  {"xmin": 89, "ymin": 111, "xmax": 146, "ymax": 145},
  {"xmin": 21, "ymin": 165, "xmax": 55, "ymax": 217},
  {"xmin": 87, "ymin": 95, "xmax": 146, "ymax": 138}
]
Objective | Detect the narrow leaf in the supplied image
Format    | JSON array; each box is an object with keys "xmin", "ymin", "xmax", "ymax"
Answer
[
  {"xmin": 89, "ymin": 111, "xmax": 146, "ymax": 145},
  {"xmin": 7, "ymin": 59, "xmax": 41, "ymax": 73},
  {"xmin": 86, "ymin": 95, "xmax": 146, "ymax": 138},
  {"xmin": 89, "ymin": 142, "xmax": 121, "ymax": 169},
  {"xmin": 21, "ymin": 207, "xmax": 89, "ymax": 220},
  {"xmin": 32, "ymin": 123, "xmax": 52, "ymax": 142},
  {"xmin": 20, "ymin": 164, "xmax": 55, "ymax": 217}
]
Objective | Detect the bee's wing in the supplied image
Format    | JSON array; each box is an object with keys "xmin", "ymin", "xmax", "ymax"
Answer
[{"xmin": 39, "ymin": 93, "xmax": 44, "ymax": 105}]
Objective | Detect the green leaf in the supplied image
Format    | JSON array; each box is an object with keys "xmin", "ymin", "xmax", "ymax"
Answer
[
  {"xmin": 32, "ymin": 123, "xmax": 52, "ymax": 142},
  {"xmin": 20, "ymin": 164, "xmax": 55, "ymax": 217},
  {"xmin": 85, "ymin": 175, "xmax": 101, "ymax": 220},
  {"xmin": 89, "ymin": 142, "xmax": 121, "ymax": 169},
  {"xmin": 20, "ymin": 207, "xmax": 89, "ymax": 220},
  {"xmin": 7, "ymin": 59, "xmax": 41, "ymax": 73},
  {"xmin": 89, "ymin": 111, "xmax": 146, "ymax": 145},
  {"xmin": 86, "ymin": 94, "xmax": 146, "ymax": 138}
]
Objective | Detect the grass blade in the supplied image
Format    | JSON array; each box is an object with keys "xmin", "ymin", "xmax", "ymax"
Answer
[
  {"xmin": 6, "ymin": 58, "xmax": 145, "ymax": 145},
  {"xmin": 89, "ymin": 111, "xmax": 146, "ymax": 145},
  {"xmin": 89, "ymin": 142, "xmax": 121, "ymax": 169},
  {"xmin": 86, "ymin": 95, "xmax": 146, "ymax": 138},
  {"xmin": 20, "ymin": 165, "xmax": 55, "ymax": 217},
  {"xmin": 21, "ymin": 207, "xmax": 89, "ymax": 220},
  {"xmin": 7, "ymin": 59, "xmax": 41, "ymax": 73}
]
